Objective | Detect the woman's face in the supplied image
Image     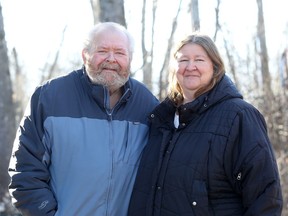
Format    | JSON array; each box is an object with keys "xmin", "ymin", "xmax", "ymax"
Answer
[{"xmin": 175, "ymin": 43, "xmax": 214, "ymax": 103}]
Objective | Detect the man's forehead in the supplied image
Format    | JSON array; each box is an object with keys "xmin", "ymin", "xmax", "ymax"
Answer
[
  {"xmin": 93, "ymin": 30, "xmax": 129, "ymax": 48},
  {"xmin": 95, "ymin": 42, "xmax": 129, "ymax": 51}
]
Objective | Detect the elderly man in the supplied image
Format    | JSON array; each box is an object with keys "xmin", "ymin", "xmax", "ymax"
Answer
[{"xmin": 9, "ymin": 22, "xmax": 159, "ymax": 216}]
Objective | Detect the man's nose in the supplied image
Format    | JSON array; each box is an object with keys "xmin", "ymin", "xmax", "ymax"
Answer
[{"xmin": 106, "ymin": 52, "xmax": 116, "ymax": 62}]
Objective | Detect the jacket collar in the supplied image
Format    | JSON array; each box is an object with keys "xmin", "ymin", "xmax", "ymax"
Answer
[{"xmin": 80, "ymin": 67, "xmax": 132, "ymax": 109}]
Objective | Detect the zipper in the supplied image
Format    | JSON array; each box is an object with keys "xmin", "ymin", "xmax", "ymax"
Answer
[{"xmin": 104, "ymin": 87, "xmax": 130, "ymax": 215}]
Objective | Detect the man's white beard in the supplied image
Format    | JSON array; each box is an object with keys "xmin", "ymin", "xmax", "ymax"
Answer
[
  {"xmin": 91, "ymin": 70, "xmax": 128, "ymax": 89},
  {"xmin": 86, "ymin": 62, "xmax": 130, "ymax": 91}
]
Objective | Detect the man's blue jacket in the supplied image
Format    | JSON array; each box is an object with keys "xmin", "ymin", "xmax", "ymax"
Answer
[{"xmin": 9, "ymin": 68, "xmax": 159, "ymax": 216}]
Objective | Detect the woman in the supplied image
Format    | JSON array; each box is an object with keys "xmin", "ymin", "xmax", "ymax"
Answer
[{"xmin": 128, "ymin": 33, "xmax": 283, "ymax": 215}]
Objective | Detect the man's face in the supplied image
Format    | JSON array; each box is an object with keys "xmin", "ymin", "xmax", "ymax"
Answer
[{"xmin": 82, "ymin": 28, "xmax": 131, "ymax": 91}]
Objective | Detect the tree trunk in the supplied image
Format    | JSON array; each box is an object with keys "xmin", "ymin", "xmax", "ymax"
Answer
[
  {"xmin": 0, "ymin": 2, "xmax": 16, "ymax": 210},
  {"xmin": 223, "ymin": 38, "xmax": 240, "ymax": 89},
  {"xmin": 90, "ymin": 0, "xmax": 126, "ymax": 26},
  {"xmin": 90, "ymin": 0, "xmax": 101, "ymax": 24},
  {"xmin": 12, "ymin": 48, "xmax": 26, "ymax": 126},
  {"xmin": 98, "ymin": 0, "xmax": 126, "ymax": 26},
  {"xmin": 256, "ymin": 0, "xmax": 273, "ymax": 100},
  {"xmin": 141, "ymin": 0, "xmax": 156, "ymax": 91},
  {"xmin": 213, "ymin": 0, "xmax": 221, "ymax": 41},
  {"xmin": 158, "ymin": 0, "xmax": 182, "ymax": 100},
  {"xmin": 190, "ymin": 0, "xmax": 200, "ymax": 31},
  {"xmin": 256, "ymin": 0, "xmax": 277, "ymax": 148}
]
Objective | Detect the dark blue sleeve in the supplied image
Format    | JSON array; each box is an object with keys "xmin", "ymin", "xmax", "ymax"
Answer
[
  {"xmin": 8, "ymin": 86, "xmax": 57, "ymax": 216},
  {"xmin": 225, "ymin": 106, "xmax": 283, "ymax": 215}
]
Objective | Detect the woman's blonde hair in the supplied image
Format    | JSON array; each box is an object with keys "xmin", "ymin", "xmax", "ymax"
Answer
[{"xmin": 168, "ymin": 33, "xmax": 225, "ymax": 105}]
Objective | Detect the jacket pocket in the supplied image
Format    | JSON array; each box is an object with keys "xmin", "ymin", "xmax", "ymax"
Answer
[{"xmin": 121, "ymin": 121, "xmax": 149, "ymax": 165}]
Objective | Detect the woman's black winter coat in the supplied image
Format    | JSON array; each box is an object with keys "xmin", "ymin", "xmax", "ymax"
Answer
[{"xmin": 128, "ymin": 75, "xmax": 283, "ymax": 216}]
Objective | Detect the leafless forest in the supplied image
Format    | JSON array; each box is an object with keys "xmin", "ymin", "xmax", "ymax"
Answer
[{"xmin": 0, "ymin": 0, "xmax": 287, "ymax": 215}]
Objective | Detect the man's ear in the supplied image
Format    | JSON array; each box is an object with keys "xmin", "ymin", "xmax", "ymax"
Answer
[{"xmin": 82, "ymin": 49, "xmax": 87, "ymax": 63}]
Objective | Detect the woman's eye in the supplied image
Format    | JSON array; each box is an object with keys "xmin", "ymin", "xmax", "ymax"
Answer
[{"xmin": 195, "ymin": 59, "xmax": 204, "ymax": 62}]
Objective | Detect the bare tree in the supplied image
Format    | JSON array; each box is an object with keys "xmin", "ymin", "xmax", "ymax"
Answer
[
  {"xmin": 140, "ymin": 0, "xmax": 157, "ymax": 91},
  {"xmin": 12, "ymin": 48, "xmax": 26, "ymax": 125},
  {"xmin": 253, "ymin": 38, "xmax": 261, "ymax": 95},
  {"xmin": 256, "ymin": 0, "xmax": 276, "ymax": 145},
  {"xmin": 213, "ymin": 0, "xmax": 221, "ymax": 41},
  {"xmin": 90, "ymin": 0, "xmax": 126, "ymax": 26},
  {"xmin": 223, "ymin": 38, "xmax": 240, "ymax": 89},
  {"xmin": 90, "ymin": 0, "xmax": 101, "ymax": 24},
  {"xmin": 280, "ymin": 49, "xmax": 288, "ymax": 90},
  {"xmin": 40, "ymin": 26, "xmax": 67, "ymax": 83},
  {"xmin": 0, "ymin": 2, "xmax": 16, "ymax": 212},
  {"xmin": 256, "ymin": 0, "xmax": 273, "ymax": 101},
  {"xmin": 158, "ymin": 0, "xmax": 183, "ymax": 100},
  {"xmin": 212, "ymin": 0, "xmax": 239, "ymax": 88},
  {"xmin": 190, "ymin": 0, "xmax": 200, "ymax": 31}
]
